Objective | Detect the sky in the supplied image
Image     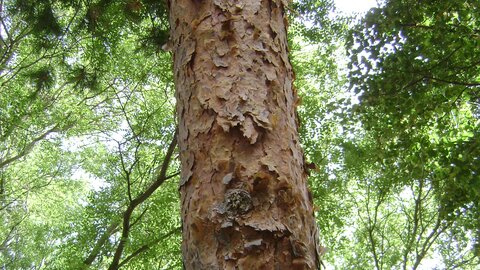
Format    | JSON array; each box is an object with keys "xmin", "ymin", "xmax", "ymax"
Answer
[{"xmin": 334, "ymin": 0, "xmax": 378, "ymax": 14}]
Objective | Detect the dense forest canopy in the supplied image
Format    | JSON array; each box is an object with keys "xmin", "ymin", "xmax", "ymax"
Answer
[{"xmin": 0, "ymin": 0, "xmax": 478, "ymax": 269}]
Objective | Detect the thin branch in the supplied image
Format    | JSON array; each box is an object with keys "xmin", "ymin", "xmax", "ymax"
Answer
[
  {"xmin": 0, "ymin": 214, "xmax": 28, "ymax": 252},
  {"xmin": 425, "ymin": 76, "xmax": 480, "ymax": 87},
  {"xmin": 117, "ymin": 226, "xmax": 181, "ymax": 268},
  {"xmin": 82, "ymin": 130, "xmax": 176, "ymax": 270},
  {"xmin": 107, "ymin": 130, "xmax": 178, "ymax": 270},
  {"xmin": 365, "ymin": 183, "xmax": 383, "ymax": 270},
  {"xmin": 0, "ymin": 123, "xmax": 62, "ymax": 169},
  {"xmin": 117, "ymin": 141, "xmax": 133, "ymax": 203},
  {"xmin": 368, "ymin": 200, "xmax": 383, "ymax": 270},
  {"xmin": 413, "ymin": 218, "xmax": 451, "ymax": 269},
  {"xmin": 402, "ymin": 180, "xmax": 423, "ymax": 270},
  {"xmin": 450, "ymin": 253, "xmax": 479, "ymax": 269},
  {"xmin": 129, "ymin": 206, "xmax": 149, "ymax": 229},
  {"xmin": 82, "ymin": 220, "xmax": 121, "ymax": 268}
]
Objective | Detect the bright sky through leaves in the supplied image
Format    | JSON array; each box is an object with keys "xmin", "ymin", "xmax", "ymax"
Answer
[{"xmin": 334, "ymin": 0, "xmax": 377, "ymax": 13}]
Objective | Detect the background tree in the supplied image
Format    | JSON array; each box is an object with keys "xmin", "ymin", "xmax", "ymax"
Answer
[
  {"xmin": 335, "ymin": 0, "xmax": 480, "ymax": 268},
  {"xmin": 1, "ymin": 0, "xmax": 181, "ymax": 268}
]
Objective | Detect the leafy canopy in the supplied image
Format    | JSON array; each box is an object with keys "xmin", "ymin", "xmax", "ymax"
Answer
[{"xmin": 0, "ymin": 0, "xmax": 479, "ymax": 269}]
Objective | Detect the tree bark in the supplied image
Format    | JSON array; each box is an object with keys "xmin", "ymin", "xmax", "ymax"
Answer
[{"xmin": 169, "ymin": 0, "xmax": 320, "ymax": 269}]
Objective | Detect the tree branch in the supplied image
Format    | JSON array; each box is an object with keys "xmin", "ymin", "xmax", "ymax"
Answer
[
  {"xmin": 82, "ymin": 220, "xmax": 121, "ymax": 268},
  {"xmin": 117, "ymin": 226, "xmax": 181, "ymax": 268},
  {"xmin": 365, "ymin": 183, "xmax": 383, "ymax": 270},
  {"xmin": 82, "ymin": 129, "xmax": 178, "ymax": 269},
  {"xmin": 0, "ymin": 123, "xmax": 62, "ymax": 169},
  {"xmin": 425, "ymin": 76, "xmax": 480, "ymax": 87},
  {"xmin": 107, "ymin": 130, "xmax": 178, "ymax": 270}
]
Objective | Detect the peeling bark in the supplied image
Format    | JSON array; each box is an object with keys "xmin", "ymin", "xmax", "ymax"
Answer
[{"xmin": 169, "ymin": 0, "xmax": 320, "ymax": 269}]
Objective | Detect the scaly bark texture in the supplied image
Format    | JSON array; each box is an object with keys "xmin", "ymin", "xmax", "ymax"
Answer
[{"xmin": 169, "ymin": 0, "xmax": 320, "ymax": 269}]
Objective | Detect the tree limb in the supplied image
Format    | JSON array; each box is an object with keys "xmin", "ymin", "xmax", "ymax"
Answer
[
  {"xmin": 425, "ymin": 76, "xmax": 480, "ymax": 87},
  {"xmin": 107, "ymin": 130, "xmax": 178, "ymax": 270},
  {"xmin": 117, "ymin": 226, "xmax": 181, "ymax": 268},
  {"xmin": 82, "ymin": 220, "xmax": 121, "ymax": 268},
  {"xmin": 0, "ymin": 124, "xmax": 61, "ymax": 169}
]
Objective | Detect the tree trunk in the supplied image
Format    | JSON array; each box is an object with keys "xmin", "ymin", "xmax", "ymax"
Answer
[{"xmin": 169, "ymin": 0, "xmax": 320, "ymax": 269}]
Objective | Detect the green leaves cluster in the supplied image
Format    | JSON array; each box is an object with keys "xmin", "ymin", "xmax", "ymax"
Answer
[
  {"xmin": 300, "ymin": 0, "xmax": 480, "ymax": 268},
  {"xmin": 1, "ymin": 0, "xmax": 179, "ymax": 269},
  {"xmin": 291, "ymin": 0, "xmax": 479, "ymax": 269},
  {"xmin": 349, "ymin": 0, "xmax": 480, "ymax": 242}
]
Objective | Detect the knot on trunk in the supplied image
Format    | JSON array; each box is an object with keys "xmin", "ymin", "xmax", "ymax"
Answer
[{"xmin": 224, "ymin": 189, "xmax": 252, "ymax": 215}]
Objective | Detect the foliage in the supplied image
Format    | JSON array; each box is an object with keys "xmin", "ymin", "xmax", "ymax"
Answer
[
  {"xmin": 338, "ymin": 0, "xmax": 480, "ymax": 268},
  {"xmin": 292, "ymin": 0, "xmax": 479, "ymax": 269},
  {"xmin": 0, "ymin": 0, "xmax": 478, "ymax": 269},
  {"xmin": 1, "ymin": 0, "xmax": 179, "ymax": 268}
]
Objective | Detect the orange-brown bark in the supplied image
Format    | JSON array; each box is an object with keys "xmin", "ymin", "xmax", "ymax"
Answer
[{"xmin": 169, "ymin": 0, "xmax": 320, "ymax": 269}]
